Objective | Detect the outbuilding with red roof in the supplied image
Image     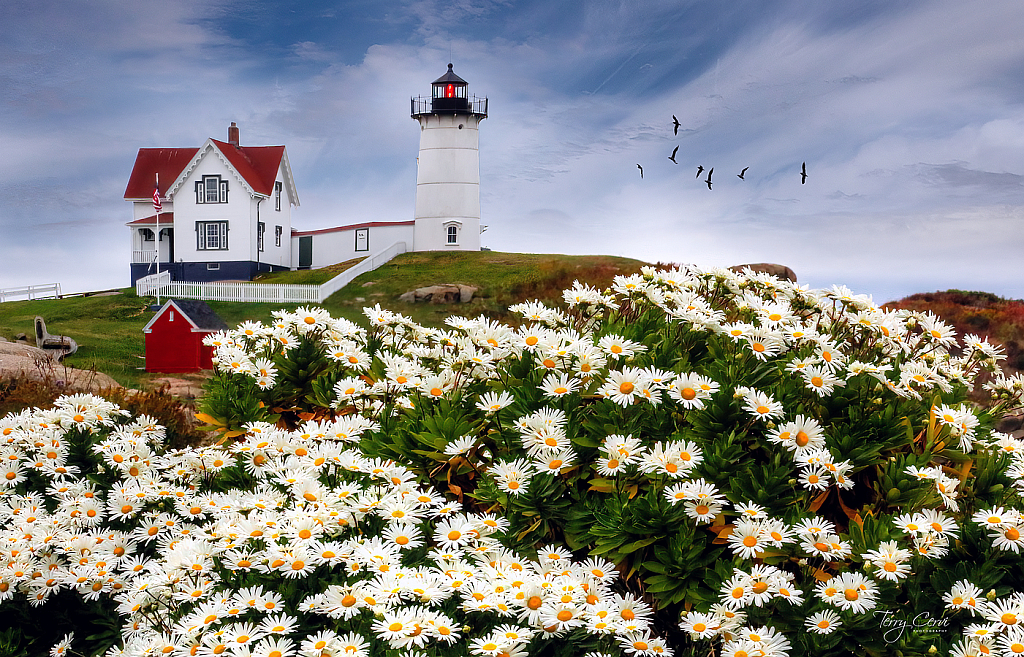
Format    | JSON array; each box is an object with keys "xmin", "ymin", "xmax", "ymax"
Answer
[{"xmin": 143, "ymin": 299, "xmax": 229, "ymax": 373}]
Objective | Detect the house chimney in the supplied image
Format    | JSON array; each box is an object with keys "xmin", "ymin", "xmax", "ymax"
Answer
[{"xmin": 228, "ymin": 122, "xmax": 239, "ymax": 146}]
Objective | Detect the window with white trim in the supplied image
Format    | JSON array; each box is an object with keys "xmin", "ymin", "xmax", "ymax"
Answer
[
  {"xmin": 257, "ymin": 222, "xmax": 265, "ymax": 252},
  {"xmin": 196, "ymin": 221, "xmax": 229, "ymax": 250},
  {"xmin": 446, "ymin": 225, "xmax": 459, "ymax": 244},
  {"xmin": 275, "ymin": 181, "xmax": 283, "ymax": 211},
  {"xmin": 275, "ymin": 225, "xmax": 282, "ymax": 247},
  {"xmin": 196, "ymin": 175, "xmax": 228, "ymax": 204}
]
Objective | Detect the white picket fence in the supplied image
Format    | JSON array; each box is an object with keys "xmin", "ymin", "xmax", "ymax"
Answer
[
  {"xmin": 135, "ymin": 241, "xmax": 407, "ymax": 305},
  {"xmin": 0, "ymin": 283, "xmax": 62, "ymax": 303}
]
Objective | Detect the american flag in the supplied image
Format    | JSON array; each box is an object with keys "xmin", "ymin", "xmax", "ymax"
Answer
[{"xmin": 152, "ymin": 187, "xmax": 162, "ymax": 213}]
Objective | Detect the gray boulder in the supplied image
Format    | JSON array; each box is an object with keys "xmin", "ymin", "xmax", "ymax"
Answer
[
  {"xmin": 399, "ymin": 284, "xmax": 478, "ymax": 304},
  {"xmin": 730, "ymin": 263, "xmax": 797, "ymax": 283}
]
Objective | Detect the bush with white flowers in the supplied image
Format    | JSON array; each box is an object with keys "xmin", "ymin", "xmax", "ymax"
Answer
[
  {"xmin": 0, "ymin": 394, "xmax": 658, "ymax": 656},
  {"xmin": 5, "ymin": 265, "xmax": 1024, "ymax": 656}
]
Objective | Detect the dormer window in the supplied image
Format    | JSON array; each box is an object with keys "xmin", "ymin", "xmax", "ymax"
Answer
[{"xmin": 196, "ymin": 175, "xmax": 228, "ymax": 204}]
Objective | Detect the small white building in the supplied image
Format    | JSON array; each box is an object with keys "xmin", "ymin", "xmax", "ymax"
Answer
[
  {"xmin": 290, "ymin": 221, "xmax": 415, "ymax": 270},
  {"xmin": 125, "ymin": 66, "xmax": 487, "ymax": 284}
]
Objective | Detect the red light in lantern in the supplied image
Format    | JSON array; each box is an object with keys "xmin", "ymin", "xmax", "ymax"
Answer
[{"xmin": 446, "ymin": 84, "xmax": 454, "ymax": 98}]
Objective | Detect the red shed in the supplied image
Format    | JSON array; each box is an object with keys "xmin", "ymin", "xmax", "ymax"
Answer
[{"xmin": 143, "ymin": 299, "xmax": 229, "ymax": 373}]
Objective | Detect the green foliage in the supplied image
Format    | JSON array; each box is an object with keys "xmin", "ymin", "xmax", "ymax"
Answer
[{"xmin": 197, "ymin": 371, "xmax": 273, "ymax": 437}]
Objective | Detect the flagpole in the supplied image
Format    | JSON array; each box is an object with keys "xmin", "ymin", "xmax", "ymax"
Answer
[{"xmin": 155, "ymin": 173, "xmax": 161, "ymax": 307}]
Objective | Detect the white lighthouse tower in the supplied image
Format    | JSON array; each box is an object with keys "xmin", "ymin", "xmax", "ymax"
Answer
[{"xmin": 411, "ymin": 64, "xmax": 487, "ymax": 251}]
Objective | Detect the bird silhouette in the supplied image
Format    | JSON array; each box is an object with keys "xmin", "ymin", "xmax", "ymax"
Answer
[
  {"xmin": 801, "ymin": 162, "xmax": 807, "ymax": 184},
  {"xmin": 672, "ymin": 115, "xmax": 681, "ymax": 136},
  {"xmin": 668, "ymin": 146, "xmax": 679, "ymax": 164},
  {"xmin": 705, "ymin": 168, "xmax": 714, "ymax": 190},
  {"xmin": 637, "ymin": 164, "xmax": 643, "ymax": 179},
  {"xmin": 696, "ymin": 165, "xmax": 704, "ymax": 179},
  {"xmin": 737, "ymin": 167, "xmax": 749, "ymax": 180}
]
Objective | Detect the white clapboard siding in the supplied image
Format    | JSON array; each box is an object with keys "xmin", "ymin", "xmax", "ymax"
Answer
[{"xmin": 135, "ymin": 241, "xmax": 408, "ymax": 304}]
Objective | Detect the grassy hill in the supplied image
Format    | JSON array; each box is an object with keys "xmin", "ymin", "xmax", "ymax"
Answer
[
  {"xmin": 0, "ymin": 252, "xmax": 648, "ymax": 389},
  {"xmin": 885, "ymin": 289, "xmax": 1024, "ymax": 372}
]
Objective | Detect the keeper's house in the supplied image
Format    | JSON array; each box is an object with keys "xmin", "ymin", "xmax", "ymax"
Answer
[{"xmin": 125, "ymin": 123, "xmax": 300, "ymax": 284}]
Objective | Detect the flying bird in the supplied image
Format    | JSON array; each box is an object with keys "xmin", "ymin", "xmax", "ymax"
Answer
[
  {"xmin": 696, "ymin": 165, "xmax": 704, "ymax": 179},
  {"xmin": 668, "ymin": 146, "xmax": 679, "ymax": 164},
  {"xmin": 637, "ymin": 164, "xmax": 643, "ymax": 179},
  {"xmin": 672, "ymin": 115, "xmax": 681, "ymax": 136},
  {"xmin": 737, "ymin": 167, "xmax": 749, "ymax": 180},
  {"xmin": 705, "ymin": 168, "xmax": 714, "ymax": 190},
  {"xmin": 801, "ymin": 162, "xmax": 807, "ymax": 184}
]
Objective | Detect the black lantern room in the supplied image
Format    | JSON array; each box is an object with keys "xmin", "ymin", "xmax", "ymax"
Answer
[
  {"xmin": 432, "ymin": 63, "xmax": 469, "ymax": 112},
  {"xmin": 411, "ymin": 64, "xmax": 488, "ymax": 118}
]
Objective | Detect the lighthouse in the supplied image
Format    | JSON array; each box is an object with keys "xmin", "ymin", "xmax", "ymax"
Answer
[{"xmin": 411, "ymin": 64, "xmax": 488, "ymax": 251}]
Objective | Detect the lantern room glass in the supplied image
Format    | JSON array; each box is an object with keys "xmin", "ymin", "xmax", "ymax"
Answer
[{"xmin": 433, "ymin": 83, "xmax": 467, "ymax": 99}]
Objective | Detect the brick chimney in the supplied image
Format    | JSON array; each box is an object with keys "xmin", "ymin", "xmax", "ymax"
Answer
[{"xmin": 228, "ymin": 122, "xmax": 239, "ymax": 147}]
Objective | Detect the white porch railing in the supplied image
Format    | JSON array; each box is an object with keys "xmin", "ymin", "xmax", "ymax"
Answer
[
  {"xmin": 132, "ymin": 249, "xmax": 159, "ymax": 264},
  {"xmin": 135, "ymin": 241, "xmax": 408, "ymax": 305},
  {"xmin": 0, "ymin": 283, "xmax": 62, "ymax": 303},
  {"xmin": 136, "ymin": 271, "xmax": 171, "ymax": 296}
]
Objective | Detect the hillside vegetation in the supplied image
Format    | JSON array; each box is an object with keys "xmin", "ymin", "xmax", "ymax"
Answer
[
  {"xmin": 0, "ymin": 251, "xmax": 648, "ymax": 389},
  {"xmin": 885, "ymin": 289, "xmax": 1024, "ymax": 373}
]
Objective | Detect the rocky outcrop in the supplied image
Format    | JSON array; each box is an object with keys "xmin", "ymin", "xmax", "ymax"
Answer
[
  {"xmin": 730, "ymin": 263, "xmax": 797, "ymax": 283},
  {"xmin": 0, "ymin": 341, "xmax": 121, "ymax": 393},
  {"xmin": 998, "ymin": 412, "xmax": 1024, "ymax": 437},
  {"xmin": 399, "ymin": 284, "xmax": 478, "ymax": 304}
]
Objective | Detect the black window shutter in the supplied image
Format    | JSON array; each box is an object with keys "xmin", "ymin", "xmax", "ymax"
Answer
[
  {"xmin": 195, "ymin": 181, "xmax": 203, "ymax": 204},
  {"xmin": 219, "ymin": 180, "xmax": 229, "ymax": 203}
]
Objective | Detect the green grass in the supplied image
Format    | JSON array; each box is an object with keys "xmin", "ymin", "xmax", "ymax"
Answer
[
  {"xmin": 0, "ymin": 291, "xmax": 154, "ymax": 389},
  {"xmin": 0, "ymin": 252, "xmax": 650, "ymax": 388},
  {"xmin": 318, "ymin": 251, "xmax": 649, "ymax": 326},
  {"xmin": 251, "ymin": 257, "xmax": 365, "ymax": 285}
]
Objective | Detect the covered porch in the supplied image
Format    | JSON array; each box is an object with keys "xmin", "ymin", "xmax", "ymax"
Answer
[{"xmin": 128, "ymin": 214, "xmax": 175, "ymax": 266}]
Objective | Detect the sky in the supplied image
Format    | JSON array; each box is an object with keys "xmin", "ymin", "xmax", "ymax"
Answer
[{"xmin": 2, "ymin": 0, "xmax": 1024, "ymax": 304}]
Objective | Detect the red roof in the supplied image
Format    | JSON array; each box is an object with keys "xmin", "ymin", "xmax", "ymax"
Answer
[
  {"xmin": 127, "ymin": 213, "xmax": 174, "ymax": 225},
  {"xmin": 124, "ymin": 141, "xmax": 285, "ymax": 199},
  {"xmin": 209, "ymin": 140, "xmax": 284, "ymax": 196},
  {"xmin": 291, "ymin": 221, "xmax": 415, "ymax": 236},
  {"xmin": 124, "ymin": 149, "xmax": 198, "ymax": 198}
]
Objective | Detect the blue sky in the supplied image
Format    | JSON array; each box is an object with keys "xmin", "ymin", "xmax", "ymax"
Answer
[{"xmin": 2, "ymin": 0, "xmax": 1023, "ymax": 304}]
